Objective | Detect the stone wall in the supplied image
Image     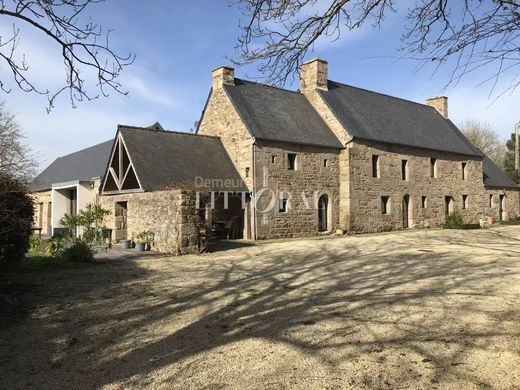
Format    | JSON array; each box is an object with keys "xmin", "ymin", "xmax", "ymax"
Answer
[
  {"xmin": 100, "ymin": 189, "xmax": 200, "ymax": 254},
  {"xmin": 253, "ymin": 140, "xmax": 340, "ymax": 239},
  {"xmin": 31, "ymin": 190, "xmax": 52, "ymax": 236},
  {"xmin": 348, "ymin": 139, "xmax": 487, "ymax": 232},
  {"xmin": 197, "ymin": 88, "xmax": 254, "ymax": 190},
  {"xmin": 485, "ymin": 187, "xmax": 520, "ymax": 223}
]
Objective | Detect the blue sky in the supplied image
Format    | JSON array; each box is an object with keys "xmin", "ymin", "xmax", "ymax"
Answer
[{"xmin": 1, "ymin": 0, "xmax": 519, "ymax": 171}]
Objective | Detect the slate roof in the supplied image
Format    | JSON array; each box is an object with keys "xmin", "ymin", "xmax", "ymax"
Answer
[
  {"xmin": 318, "ymin": 81, "xmax": 481, "ymax": 157},
  {"xmin": 31, "ymin": 140, "xmax": 113, "ymax": 191},
  {"xmin": 118, "ymin": 126, "xmax": 247, "ymax": 192},
  {"xmin": 223, "ymin": 79, "xmax": 343, "ymax": 148},
  {"xmin": 483, "ymin": 156, "xmax": 518, "ymax": 188}
]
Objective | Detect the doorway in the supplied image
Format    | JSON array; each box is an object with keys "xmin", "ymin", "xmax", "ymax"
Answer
[
  {"xmin": 499, "ymin": 195, "xmax": 505, "ymax": 222},
  {"xmin": 445, "ymin": 196, "xmax": 453, "ymax": 217},
  {"xmin": 318, "ymin": 194, "xmax": 329, "ymax": 232},
  {"xmin": 114, "ymin": 201, "xmax": 128, "ymax": 240},
  {"xmin": 402, "ymin": 194, "xmax": 410, "ymax": 229}
]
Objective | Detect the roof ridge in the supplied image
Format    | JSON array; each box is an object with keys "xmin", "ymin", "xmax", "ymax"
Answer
[
  {"xmin": 233, "ymin": 78, "xmax": 301, "ymax": 95},
  {"xmin": 327, "ymin": 80, "xmax": 434, "ymax": 109},
  {"xmin": 117, "ymin": 124, "xmax": 221, "ymax": 140}
]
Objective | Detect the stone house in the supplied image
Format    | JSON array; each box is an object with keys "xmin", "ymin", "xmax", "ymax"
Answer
[
  {"xmin": 31, "ymin": 58, "xmax": 519, "ymax": 253},
  {"xmin": 197, "ymin": 58, "xmax": 519, "ymax": 238},
  {"xmin": 30, "ymin": 140, "xmax": 112, "ymax": 236},
  {"xmin": 98, "ymin": 125, "xmax": 246, "ymax": 254}
]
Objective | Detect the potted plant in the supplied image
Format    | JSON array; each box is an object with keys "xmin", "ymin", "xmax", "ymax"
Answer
[
  {"xmin": 121, "ymin": 239, "xmax": 132, "ymax": 249},
  {"xmin": 135, "ymin": 230, "xmax": 154, "ymax": 251}
]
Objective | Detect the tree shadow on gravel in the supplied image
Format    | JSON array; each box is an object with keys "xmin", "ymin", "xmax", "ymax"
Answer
[{"xmin": 2, "ymin": 230, "xmax": 520, "ymax": 389}]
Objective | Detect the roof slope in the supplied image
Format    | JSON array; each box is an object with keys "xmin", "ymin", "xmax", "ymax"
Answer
[
  {"xmin": 483, "ymin": 155, "xmax": 518, "ymax": 188},
  {"xmin": 319, "ymin": 81, "xmax": 481, "ymax": 157},
  {"xmin": 119, "ymin": 126, "xmax": 247, "ymax": 191},
  {"xmin": 31, "ymin": 140, "xmax": 113, "ymax": 191},
  {"xmin": 224, "ymin": 79, "xmax": 343, "ymax": 148}
]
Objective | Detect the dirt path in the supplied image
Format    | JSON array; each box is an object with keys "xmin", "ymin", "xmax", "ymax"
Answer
[{"xmin": 1, "ymin": 227, "xmax": 520, "ymax": 389}]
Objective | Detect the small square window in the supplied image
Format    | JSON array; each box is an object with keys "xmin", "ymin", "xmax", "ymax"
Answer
[
  {"xmin": 401, "ymin": 160, "xmax": 408, "ymax": 181},
  {"xmin": 372, "ymin": 155, "xmax": 380, "ymax": 178},
  {"xmin": 421, "ymin": 196, "xmax": 427, "ymax": 208},
  {"xmin": 381, "ymin": 196, "xmax": 390, "ymax": 215},
  {"xmin": 430, "ymin": 158, "xmax": 437, "ymax": 178},
  {"xmin": 323, "ymin": 159, "xmax": 329, "ymax": 168},
  {"xmin": 462, "ymin": 194, "xmax": 468, "ymax": 209},
  {"xmin": 279, "ymin": 197, "xmax": 288, "ymax": 213},
  {"xmin": 287, "ymin": 153, "xmax": 297, "ymax": 170},
  {"xmin": 462, "ymin": 162, "xmax": 467, "ymax": 180}
]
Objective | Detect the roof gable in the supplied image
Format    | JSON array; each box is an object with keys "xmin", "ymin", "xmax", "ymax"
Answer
[
  {"xmin": 105, "ymin": 126, "xmax": 247, "ymax": 192},
  {"xmin": 224, "ymin": 79, "xmax": 343, "ymax": 149},
  {"xmin": 318, "ymin": 81, "xmax": 481, "ymax": 157},
  {"xmin": 31, "ymin": 140, "xmax": 113, "ymax": 191}
]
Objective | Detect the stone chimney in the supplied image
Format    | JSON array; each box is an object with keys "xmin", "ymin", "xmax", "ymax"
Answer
[
  {"xmin": 300, "ymin": 58, "xmax": 328, "ymax": 92},
  {"xmin": 426, "ymin": 96, "xmax": 448, "ymax": 118},
  {"xmin": 212, "ymin": 66, "xmax": 235, "ymax": 90}
]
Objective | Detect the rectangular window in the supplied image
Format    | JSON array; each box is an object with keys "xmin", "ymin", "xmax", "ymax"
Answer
[
  {"xmin": 323, "ymin": 159, "xmax": 329, "ymax": 168},
  {"xmin": 381, "ymin": 196, "xmax": 390, "ymax": 215},
  {"xmin": 271, "ymin": 155, "xmax": 276, "ymax": 164},
  {"xmin": 372, "ymin": 155, "xmax": 380, "ymax": 178},
  {"xmin": 461, "ymin": 162, "xmax": 467, "ymax": 180},
  {"xmin": 489, "ymin": 194, "xmax": 493, "ymax": 208},
  {"xmin": 401, "ymin": 160, "xmax": 408, "ymax": 180},
  {"xmin": 421, "ymin": 196, "xmax": 427, "ymax": 208},
  {"xmin": 430, "ymin": 158, "xmax": 437, "ymax": 178},
  {"xmin": 287, "ymin": 153, "xmax": 297, "ymax": 170},
  {"xmin": 462, "ymin": 195, "xmax": 468, "ymax": 209},
  {"xmin": 279, "ymin": 197, "xmax": 288, "ymax": 213}
]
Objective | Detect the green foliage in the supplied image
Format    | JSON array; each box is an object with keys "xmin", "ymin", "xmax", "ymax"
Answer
[
  {"xmin": 46, "ymin": 236, "xmax": 65, "ymax": 257},
  {"xmin": 444, "ymin": 209, "xmax": 464, "ymax": 226},
  {"xmin": 61, "ymin": 240, "xmax": 95, "ymax": 263},
  {"xmin": 28, "ymin": 235, "xmax": 41, "ymax": 252},
  {"xmin": 0, "ymin": 173, "xmax": 34, "ymax": 271},
  {"xmin": 58, "ymin": 202, "xmax": 110, "ymax": 245},
  {"xmin": 136, "ymin": 230, "xmax": 154, "ymax": 243},
  {"xmin": 54, "ymin": 203, "xmax": 110, "ymax": 262},
  {"xmin": 503, "ymin": 133, "xmax": 520, "ymax": 183}
]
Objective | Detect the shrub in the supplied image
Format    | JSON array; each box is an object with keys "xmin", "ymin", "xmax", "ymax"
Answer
[
  {"xmin": 444, "ymin": 209, "xmax": 464, "ymax": 226},
  {"xmin": 0, "ymin": 173, "xmax": 34, "ymax": 271},
  {"xmin": 46, "ymin": 236, "xmax": 65, "ymax": 257},
  {"xmin": 28, "ymin": 235, "xmax": 41, "ymax": 252},
  {"xmin": 61, "ymin": 240, "xmax": 95, "ymax": 263}
]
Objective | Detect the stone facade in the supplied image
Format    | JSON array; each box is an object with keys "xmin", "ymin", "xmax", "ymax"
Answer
[
  {"xmin": 253, "ymin": 140, "xmax": 340, "ymax": 239},
  {"xmin": 31, "ymin": 190, "xmax": 52, "ymax": 236},
  {"xmin": 347, "ymin": 139, "xmax": 486, "ymax": 232},
  {"xmin": 485, "ymin": 187, "xmax": 520, "ymax": 223},
  {"xmin": 99, "ymin": 189, "xmax": 200, "ymax": 254}
]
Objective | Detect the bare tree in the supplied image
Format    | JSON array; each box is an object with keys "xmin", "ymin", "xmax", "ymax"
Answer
[
  {"xmin": 460, "ymin": 120, "xmax": 505, "ymax": 167},
  {"xmin": 231, "ymin": 0, "xmax": 520, "ymax": 91},
  {"xmin": 0, "ymin": 0, "xmax": 134, "ymax": 111},
  {"xmin": 0, "ymin": 102, "xmax": 36, "ymax": 182}
]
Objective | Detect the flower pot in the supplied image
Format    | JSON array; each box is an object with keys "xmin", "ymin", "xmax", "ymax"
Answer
[
  {"xmin": 121, "ymin": 239, "xmax": 131, "ymax": 249},
  {"xmin": 145, "ymin": 243, "xmax": 151, "ymax": 251},
  {"xmin": 135, "ymin": 242, "xmax": 146, "ymax": 251},
  {"xmin": 487, "ymin": 216, "xmax": 493, "ymax": 225}
]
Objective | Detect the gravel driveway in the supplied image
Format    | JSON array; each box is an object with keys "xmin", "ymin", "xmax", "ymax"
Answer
[{"xmin": 1, "ymin": 227, "xmax": 520, "ymax": 389}]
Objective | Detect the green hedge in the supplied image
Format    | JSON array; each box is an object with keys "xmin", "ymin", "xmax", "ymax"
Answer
[
  {"xmin": 500, "ymin": 220, "xmax": 520, "ymax": 225},
  {"xmin": 442, "ymin": 223, "xmax": 481, "ymax": 230}
]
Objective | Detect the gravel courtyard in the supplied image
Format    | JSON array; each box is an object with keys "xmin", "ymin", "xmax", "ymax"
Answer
[{"xmin": 2, "ymin": 227, "xmax": 520, "ymax": 389}]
